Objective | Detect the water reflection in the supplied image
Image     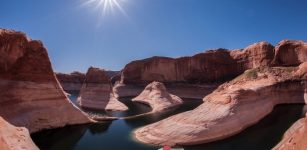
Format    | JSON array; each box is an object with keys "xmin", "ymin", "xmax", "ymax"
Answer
[{"xmin": 32, "ymin": 94, "xmax": 307, "ymax": 150}]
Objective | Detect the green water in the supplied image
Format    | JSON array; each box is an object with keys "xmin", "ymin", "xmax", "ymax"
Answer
[{"xmin": 31, "ymin": 93, "xmax": 306, "ymax": 150}]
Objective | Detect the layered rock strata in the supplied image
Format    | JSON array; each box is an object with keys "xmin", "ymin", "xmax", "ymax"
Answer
[
  {"xmin": 0, "ymin": 117, "xmax": 39, "ymax": 150},
  {"xmin": 115, "ymin": 40, "xmax": 306, "ymax": 99},
  {"xmin": 56, "ymin": 71, "xmax": 85, "ymax": 92},
  {"xmin": 0, "ymin": 29, "xmax": 91, "ymax": 133},
  {"xmin": 133, "ymin": 81, "xmax": 183, "ymax": 112},
  {"xmin": 77, "ymin": 67, "xmax": 128, "ymax": 111},
  {"xmin": 134, "ymin": 63, "xmax": 307, "ymax": 146}
]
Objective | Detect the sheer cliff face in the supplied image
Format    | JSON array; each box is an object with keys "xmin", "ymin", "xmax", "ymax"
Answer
[
  {"xmin": 0, "ymin": 29, "xmax": 91, "ymax": 133},
  {"xmin": 121, "ymin": 49, "xmax": 240, "ymax": 84},
  {"xmin": 121, "ymin": 40, "xmax": 306, "ymax": 85},
  {"xmin": 56, "ymin": 72, "xmax": 85, "ymax": 92}
]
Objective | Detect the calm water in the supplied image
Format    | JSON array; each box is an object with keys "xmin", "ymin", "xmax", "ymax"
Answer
[{"xmin": 32, "ymin": 92, "xmax": 307, "ymax": 150}]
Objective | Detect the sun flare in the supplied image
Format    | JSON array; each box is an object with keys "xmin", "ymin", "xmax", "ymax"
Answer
[{"xmin": 83, "ymin": 0, "xmax": 126, "ymax": 16}]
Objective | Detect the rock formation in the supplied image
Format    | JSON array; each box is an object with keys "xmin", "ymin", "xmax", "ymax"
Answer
[
  {"xmin": 273, "ymin": 40, "xmax": 307, "ymax": 66},
  {"xmin": 273, "ymin": 114, "xmax": 307, "ymax": 150},
  {"xmin": 0, "ymin": 29, "xmax": 91, "ymax": 133},
  {"xmin": 134, "ymin": 62, "xmax": 307, "ymax": 146},
  {"xmin": 0, "ymin": 117, "xmax": 39, "ymax": 150},
  {"xmin": 56, "ymin": 71, "xmax": 85, "ymax": 92},
  {"xmin": 132, "ymin": 81, "xmax": 183, "ymax": 112},
  {"xmin": 115, "ymin": 40, "xmax": 306, "ymax": 99},
  {"xmin": 77, "ymin": 67, "xmax": 128, "ymax": 111}
]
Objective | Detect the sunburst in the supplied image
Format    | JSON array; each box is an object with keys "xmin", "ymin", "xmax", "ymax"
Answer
[{"xmin": 82, "ymin": 0, "xmax": 126, "ymax": 16}]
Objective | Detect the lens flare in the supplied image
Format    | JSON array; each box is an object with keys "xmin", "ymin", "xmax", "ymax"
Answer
[{"xmin": 82, "ymin": 0, "xmax": 126, "ymax": 16}]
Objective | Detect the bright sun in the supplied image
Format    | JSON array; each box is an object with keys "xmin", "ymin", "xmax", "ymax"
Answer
[{"xmin": 83, "ymin": 0, "xmax": 125, "ymax": 16}]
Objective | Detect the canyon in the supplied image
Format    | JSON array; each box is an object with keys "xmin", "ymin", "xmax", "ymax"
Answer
[{"xmin": 0, "ymin": 28, "xmax": 306, "ymax": 150}]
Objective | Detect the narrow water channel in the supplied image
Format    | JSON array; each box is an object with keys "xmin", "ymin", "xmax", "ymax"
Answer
[{"xmin": 32, "ymin": 93, "xmax": 306, "ymax": 150}]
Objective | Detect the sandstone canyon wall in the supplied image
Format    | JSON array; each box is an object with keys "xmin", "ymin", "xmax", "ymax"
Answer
[
  {"xmin": 0, "ymin": 116, "xmax": 39, "ymax": 150},
  {"xmin": 56, "ymin": 71, "xmax": 85, "ymax": 92},
  {"xmin": 115, "ymin": 40, "xmax": 306, "ymax": 99},
  {"xmin": 78, "ymin": 67, "xmax": 128, "ymax": 111},
  {"xmin": 0, "ymin": 29, "xmax": 91, "ymax": 133},
  {"xmin": 134, "ymin": 62, "xmax": 307, "ymax": 146}
]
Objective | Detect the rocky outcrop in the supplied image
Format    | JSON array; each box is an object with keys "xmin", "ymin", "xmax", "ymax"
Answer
[
  {"xmin": 0, "ymin": 117, "xmax": 39, "ymax": 150},
  {"xmin": 56, "ymin": 71, "xmax": 85, "ymax": 92},
  {"xmin": 0, "ymin": 29, "xmax": 91, "ymax": 133},
  {"xmin": 115, "ymin": 40, "xmax": 306, "ymax": 99},
  {"xmin": 272, "ymin": 40, "xmax": 307, "ymax": 66},
  {"xmin": 77, "ymin": 67, "xmax": 128, "ymax": 111},
  {"xmin": 273, "ymin": 114, "xmax": 307, "ymax": 150},
  {"xmin": 132, "ymin": 81, "xmax": 183, "ymax": 112},
  {"xmin": 134, "ymin": 63, "xmax": 307, "ymax": 146}
]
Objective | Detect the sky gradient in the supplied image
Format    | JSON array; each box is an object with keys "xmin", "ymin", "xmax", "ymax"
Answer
[{"xmin": 1, "ymin": 0, "xmax": 307, "ymax": 73}]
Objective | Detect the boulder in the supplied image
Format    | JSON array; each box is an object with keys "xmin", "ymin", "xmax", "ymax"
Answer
[
  {"xmin": 0, "ymin": 29, "xmax": 91, "ymax": 133},
  {"xmin": 77, "ymin": 67, "xmax": 128, "ymax": 111},
  {"xmin": 133, "ymin": 81, "xmax": 183, "ymax": 112},
  {"xmin": 134, "ymin": 63, "xmax": 307, "ymax": 146},
  {"xmin": 0, "ymin": 117, "xmax": 39, "ymax": 150}
]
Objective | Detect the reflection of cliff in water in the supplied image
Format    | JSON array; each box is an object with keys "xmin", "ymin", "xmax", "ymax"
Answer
[
  {"xmin": 124, "ymin": 99, "xmax": 203, "ymax": 129},
  {"xmin": 31, "ymin": 124, "xmax": 88, "ymax": 150},
  {"xmin": 88, "ymin": 121, "xmax": 112, "ymax": 135}
]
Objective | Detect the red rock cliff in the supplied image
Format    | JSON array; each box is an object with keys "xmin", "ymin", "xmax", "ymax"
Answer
[
  {"xmin": 0, "ymin": 29, "xmax": 91, "ymax": 133},
  {"xmin": 56, "ymin": 71, "xmax": 85, "ymax": 92}
]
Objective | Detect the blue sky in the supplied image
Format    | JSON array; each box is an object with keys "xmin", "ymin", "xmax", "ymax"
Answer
[{"xmin": 1, "ymin": 0, "xmax": 307, "ymax": 73}]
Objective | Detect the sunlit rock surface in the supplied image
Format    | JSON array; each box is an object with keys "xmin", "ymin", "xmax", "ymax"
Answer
[
  {"xmin": 133, "ymin": 81, "xmax": 183, "ymax": 112},
  {"xmin": 0, "ymin": 29, "xmax": 91, "ymax": 133},
  {"xmin": 274, "ymin": 114, "xmax": 307, "ymax": 150},
  {"xmin": 134, "ymin": 62, "xmax": 307, "ymax": 146},
  {"xmin": 0, "ymin": 117, "xmax": 39, "ymax": 150},
  {"xmin": 78, "ymin": 67, "xmax": 128, "ymax": 111}
]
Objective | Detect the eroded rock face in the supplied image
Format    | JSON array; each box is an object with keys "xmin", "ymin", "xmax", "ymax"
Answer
[
  {"xmin": 115, "ymin": 40, "xmax": 306, "ymax": 99},
  {"xmin": 273, "ymin": 40, "xmax": 307, "ymax": 66},
  {"xmin": 0, "ymin": 29, "xmax": 91, "ymax": 133},
  {"xmin": 78, "ymin": 67, "xmax": 128, "ymax": 111},
  {"xmin": 273, "ymin": 114, "xmax": 307, "ymax": 150},
  {"xmin": 56, "ymin": 71, "xmax": 85, "ymax": 92},
  {"xmin": 133, "ymin": 81, "xmax": 183, "ymax": 112},
  {"xmin": 0, "ymin": 117, "xmax": 39, "ymax": 150},
  {"xmin": 134, "ymin": 63, "xmax": 307, "ymax": 146}
]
